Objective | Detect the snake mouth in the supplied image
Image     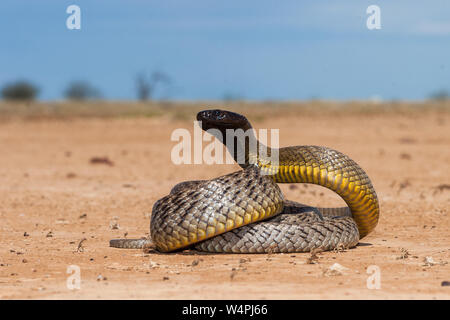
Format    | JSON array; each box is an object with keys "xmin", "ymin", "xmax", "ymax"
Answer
[{"xmin": 197, "ymin": 109, "xmax": 251, "ymax": 131}]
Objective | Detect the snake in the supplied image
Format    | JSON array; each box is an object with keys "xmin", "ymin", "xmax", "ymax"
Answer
[{"xmin": 110, "ymin": 109, "xmax": 379, "ymax": 253}]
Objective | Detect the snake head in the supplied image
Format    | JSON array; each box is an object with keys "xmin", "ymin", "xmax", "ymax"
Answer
[{"xmin": 197, "ymin": 109, "xmax": 252, "ymax": 132}]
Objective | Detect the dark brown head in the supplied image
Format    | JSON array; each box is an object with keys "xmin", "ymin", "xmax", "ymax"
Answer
[{"xmin": 197, "ymin": 109, "xmax": 252, "ymax": 132}]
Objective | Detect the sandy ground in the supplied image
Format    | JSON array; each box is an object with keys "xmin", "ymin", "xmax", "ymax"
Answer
[{"xmin": 0, "ymin": 106, "xmax": 449, "ymax": 299}]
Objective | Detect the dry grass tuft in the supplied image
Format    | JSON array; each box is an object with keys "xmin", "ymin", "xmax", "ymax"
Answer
[{"xmin": 0, "ymin": 100, "xmax": 449, "ymax": 122}]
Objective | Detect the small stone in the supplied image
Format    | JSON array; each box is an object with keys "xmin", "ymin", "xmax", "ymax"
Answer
[
  {"xmin": 191, "ymin": 259, "xmax": 200, "ymax": 267},
  {"xmin": 97, "ymin": 274, "xmax": 107, "ymax": 281},
  {"xmin": 323, "ymin": 263, "xmax": 349, "ymax": 277},
  {"xmin": 109, "ymin": 219, "xmax": 120, "ymax": 230},
  {"xmin": 423, "ymin": 256, "xmax": 435, "ymax": 266}
]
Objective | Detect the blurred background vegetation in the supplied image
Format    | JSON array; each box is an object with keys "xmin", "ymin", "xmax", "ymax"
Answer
[
  {"xmin": 64, "ymin": 81, "xmax": 102, "ymax": 101},
  {"xmin": 1, "ymin": 81, "xmax": 39, "ymax": 101},
  {"xmin": 1, "ymin": 2, "xmax": 449, "ymax": 120}
]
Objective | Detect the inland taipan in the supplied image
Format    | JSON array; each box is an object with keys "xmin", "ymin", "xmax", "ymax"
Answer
[{"xmin": 110, "ymin": 109, "xmax": 379, "ymax": 253}]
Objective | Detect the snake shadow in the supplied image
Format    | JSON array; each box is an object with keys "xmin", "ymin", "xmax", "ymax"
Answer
[
  {"xmin": 146, "ymin": 248, "xmax": 229, "ymax": 256},
  {"xmin": 145, "ymin": 243, "xmax": 373, "ymax": 255},
  {"xmin": 356, "ymin": 242, "xmax": 372, "ymax": 247}
]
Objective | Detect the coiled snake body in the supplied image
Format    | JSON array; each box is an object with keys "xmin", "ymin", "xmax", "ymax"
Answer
[{"xmin": 110, "ymin": 110, "xmax": 379, "ymax": 253}]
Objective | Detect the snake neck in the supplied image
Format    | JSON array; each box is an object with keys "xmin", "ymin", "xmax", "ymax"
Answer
[
  {"xmin": 203, "ymin": 121, "xmax": 267, "ymax": 169},
  {"xmin": 197, "ymin": 109, "xmax": 275, "ymax": 169}
]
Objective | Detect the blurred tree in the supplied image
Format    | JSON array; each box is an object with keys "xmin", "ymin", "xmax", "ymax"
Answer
[
  {"xmin": 135, "ymin": 71, "xmax": 171, "ymax": 101},
  {"xmin": 1, "ymin": 80, "xmax": 39, "ymax": 100},
  {"xmin": 64, "ymin": 81, "xmax": 101, "ymax": 100},
  {"xmin": 428, "ymin": 89, "xmax": 449, "ymax": 101}
]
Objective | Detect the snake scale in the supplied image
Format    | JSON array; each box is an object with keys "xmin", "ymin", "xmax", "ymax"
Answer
[{"xmin": 110, "ymin": 110, "xmax": 379, "ymax": 253}]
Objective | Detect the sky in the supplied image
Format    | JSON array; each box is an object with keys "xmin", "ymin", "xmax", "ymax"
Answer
[{"xmin": 0, "ymin": 0, "xmax": 449, "ymax": 101}]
